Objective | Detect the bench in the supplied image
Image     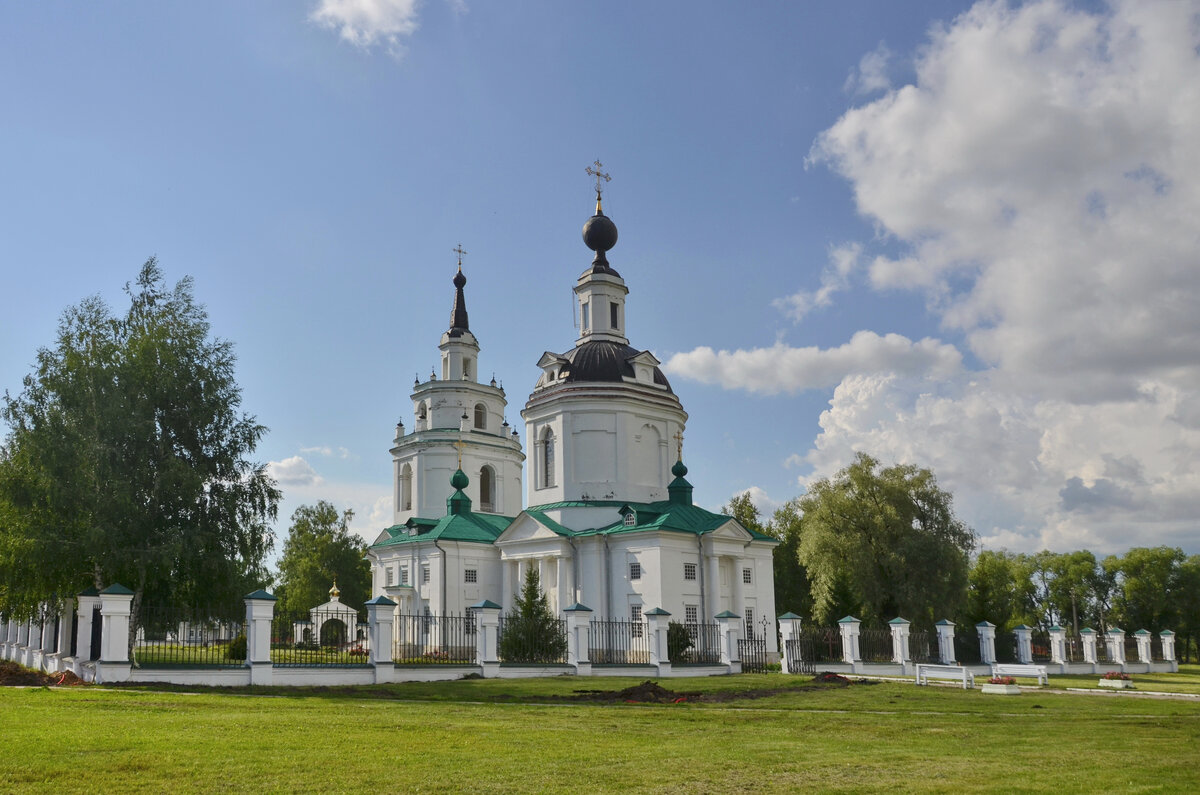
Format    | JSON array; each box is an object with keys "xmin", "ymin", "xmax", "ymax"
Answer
[
  {"xmin": 990, "ymin": 663, "xmax": 1049, "ymax": 685},
  {"xmin": 915, "ymin": 664, "xmax": 975, "ymax": 689}
]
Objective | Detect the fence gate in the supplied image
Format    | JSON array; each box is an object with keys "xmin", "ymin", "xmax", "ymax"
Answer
[
  {"xmin": 739, "ymin": 617, "xmax": 770, "ymax": 673},
  {"xmin": 785, "ymin": 638, "xmax": 815, "ymax": 675}
]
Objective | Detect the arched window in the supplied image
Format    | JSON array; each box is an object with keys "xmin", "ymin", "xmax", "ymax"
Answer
[
  {"xmin": 479, "ymin": 465, "xmax": 496, "ymax": 512},
  {"xmin": 400, "ymin": 463, "xmax": 413, "ymax": 511},
  {"xmin": 474, "ymin": 403, "xmax": 487, "ymax": 430},
  {"xmin": 416, "ymin": 403, "xmax": 427, "ymax": 421},
  {"xmin": 541, "ymin": 427, "xmax": 556, "ymax": 489}
]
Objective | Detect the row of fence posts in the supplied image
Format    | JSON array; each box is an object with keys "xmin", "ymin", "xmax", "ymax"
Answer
[
  {"xmin": 777, "ymin": 614, "xmax": 1178, "ymax": 673},
  {"xmin": 1, "ymin": 588, "xmax": 751, "ymax": 683}
]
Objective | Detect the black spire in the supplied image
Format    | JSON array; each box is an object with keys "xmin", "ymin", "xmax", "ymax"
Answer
[{"xmin": 448, "ymin": 266, "xmax": 469, "ymax": 337}]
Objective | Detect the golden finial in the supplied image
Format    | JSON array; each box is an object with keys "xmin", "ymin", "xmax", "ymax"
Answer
[
  {"xmin": 454, "ymin": 438, "xmax": 466, "ymax": 469},
  {"xmin": 673, "ymin": 429, "xmax": 684, "ymax": 460},
  {"xmin": 585, "ymin": 159, "xmax": 611, "ymax": 213},
  {"xmin": 329, "ymin": 580, "xmax": 340, "ymax": 599},
  {"xmin": 452, "ymin": 244, "xmax": 467, "ymax": 270}
]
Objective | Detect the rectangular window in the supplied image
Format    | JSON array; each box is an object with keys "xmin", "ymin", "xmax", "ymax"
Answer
[
  {"xmin": 742, "ymin": 567, "xmax": 752, "ymax": 585},
  {"xmin": 464, "ymin": 568, "xmax": 478, "ymax": 584},
  {"xmin": 685, "ymin": 604, "xmax": 698, "ymax": 625},
  {"xmin": 745, "ymin": 608, "xmax": 755, "ymax": 639},
  {"xmin": 631, "ymin": 604, "xmax": 643, "ymax": 638},
  {"xmin": 422, "ymin": 566, "xmax": 430, "ymax": 584},
  {"xmin": 630, "ymin": 561, "xmax": 641, "ymax": 580},
  {"xmin": 400, "ymin": 567, "xmax": 409, "ymax": 586},
  {"xmin": 385, "ymin": 567, "xmax": 394, "ymax": 587},
  {"xmin": 581, "ymin": 301, "xmax": 590, "ymax": 331},
  {"xmin": 683, "ymin": 562, "xmax": 697, "ymax": 581},
  {"xmin": 610, "ymin": 301, "xmax": 619, "ymax": 329}
]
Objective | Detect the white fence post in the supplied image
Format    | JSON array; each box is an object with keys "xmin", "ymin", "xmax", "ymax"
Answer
[
  {"xmin": 1106, "ymin": 628, "xmax": 1126, "ymax": 666},
  {"xmin": 1161, "ymin": 630, "xmax": 1176, "ymax": 662},
  {"xmin": 27, "ymin": 612, "xmax": 44, "ymax": 670},
  {"xmin": 74, "ymin": 589, "xmax": 101, "ymax": 674},
  {"xmin": 39, "ymin": 604, "xmax": 58, "ymax": 671},
  {"xmin": 1013, "ymin": 625, "xmax": 1033, "ymax": 664},
  {"xmin": 1080, "ymin": 628, "xmax": 1098, "ymax": 665},
  {"xmin": 365, "ymin": 595, "xmax": 396, "ymax": 684},
  {"xmin": 977, "ymin": 622, "xmax": 997, "ymax": 665},
  {"xmin": 888, "ymin": 617, "xmax": 911, "ymax": 666},
  {"xmin": 243, "ymin": 590, "xmax": 276, "ymax": 685},
  {"xmin": 935, "ymin": 620, "xmax": 957, "ymax": 664},
  {"xmin": 645, "ymin": 608, "xmax": 672, "ymax": 676},
  {"xmin": 839, "ymin": 616, "xmax": 862, "ymax": 666},
  {"xmin": 1133, "ymin": 629, "xmax": 1152, "ymax": 664},
  {"xmin": 471, "ymin": 600, "xmax": 502, "ymax": 678},
  {"xmin": 715, "ymin": 610, "xmax": 741, "ymax": 674},
  {"xmin": 96, "ymin": 584, "xmax": 134, "ymax": 684},
  {"xmin": 564, "ymin": 603, "xmax": 593, "ymax": 676},
  {"xmin": 16, "ymin": 618, "xmax": 32, "ymax": 667},
  {"xmin": 1048, "ymin": 626, "xmax": 1067, "ymax": 665},
  {"xmin": 52, "ymin": 598, "xmax": 76, "ymax": 672},
  {"xmin": 779, "ymin": 613, "xmax": 802, "ymax": 674}
]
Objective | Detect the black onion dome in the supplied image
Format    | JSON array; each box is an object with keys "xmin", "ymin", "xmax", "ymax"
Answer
[
  {"xmin": 555, "ymin": 340, "xmax": 672, "ymax": 391},
  {"xmin": 448, "ymin": 268, "xmax": 469, "ymax": 337},
  {"xmin": 582, "ymin": 211, "xmax": 620, "ymax": 276}
]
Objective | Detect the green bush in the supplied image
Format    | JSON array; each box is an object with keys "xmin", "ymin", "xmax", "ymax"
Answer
[
  {"xmin": 668, "ymin": 621, "xmax": 693, "ymax": 662},
  {"xmin": 226, "ymin": 634, "xmax": 247, "ymax": 661}
]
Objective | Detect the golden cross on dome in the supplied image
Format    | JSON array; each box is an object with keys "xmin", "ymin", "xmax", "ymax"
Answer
[
  {"xmin": 452, "ymin": 244, "xmax": 467, "ymax": 269},
  {"xmin": 585, "ymin": 160, "xmax": 611, "ymax": 198},
  {"xmin": 673, "ymin": 430, "xmax": 684, "ymax": 460},
  {"xmin": 453, "ymin": 438, "xmax": 466, "ymax": 468}
]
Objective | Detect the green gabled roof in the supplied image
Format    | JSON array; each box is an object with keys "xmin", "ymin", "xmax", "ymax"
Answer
[
  {"xmin": 523, "ymin": 510, "xmax": 576, "ymax": 537},
  {"xmin": 371, "ymin": 511, "xmax": 516, "ymax": 548},
  {"xmin": 522, "ymin": 498, "xmax": 777, "ymax": 543}
]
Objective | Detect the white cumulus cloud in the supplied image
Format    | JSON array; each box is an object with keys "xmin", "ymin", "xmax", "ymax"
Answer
[
  {"xmin": 310, "ymin": 0, "xmax": 423, "ymax": 58},
  {"xmin": 773, "ymin": 243, "xmax": 862, "ymax": 322},
  {"xmin": 664, "ymin": 330, "xmax": 962, "ymax": 396},
  {"xmin": 268, "ymin": 456, "xmax": 323, "ymax": 487}
]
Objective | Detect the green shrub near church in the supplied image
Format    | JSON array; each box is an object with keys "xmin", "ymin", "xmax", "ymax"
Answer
[{"xmin": 499, "ymin": 569, "xmax": 567, "ymax": 664}]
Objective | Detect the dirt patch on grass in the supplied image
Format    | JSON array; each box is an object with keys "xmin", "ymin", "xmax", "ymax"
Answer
[
  {"xmin": 0, "ymin": 661, "xmax": 86, "ymax": 687},
  {"xmin": 564, "ymin": 674, "xmax": 878, "ymax": 704}
]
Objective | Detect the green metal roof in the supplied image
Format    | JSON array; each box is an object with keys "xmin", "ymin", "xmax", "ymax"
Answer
[{"xmin": 371, "ymin": 510, "xmax": 516, "ymax": 548}]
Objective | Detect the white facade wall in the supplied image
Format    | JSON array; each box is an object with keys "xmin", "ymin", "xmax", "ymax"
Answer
[{"xmin": 371, "ymin": 541, "xmax": 502, "ymax": 615}]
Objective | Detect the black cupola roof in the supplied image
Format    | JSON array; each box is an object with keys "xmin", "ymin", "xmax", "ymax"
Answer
[{"xmin": 448, "ymin": 267, "xmax": 469, "ymax": 337}]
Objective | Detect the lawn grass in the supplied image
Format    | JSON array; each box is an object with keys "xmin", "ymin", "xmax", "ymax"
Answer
[{"xmin": 2, "ymin": 673, "xmax": 1199, "ymax": 793}]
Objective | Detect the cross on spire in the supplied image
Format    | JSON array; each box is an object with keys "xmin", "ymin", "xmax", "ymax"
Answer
[
  {"xmin": 453, "ymin": 438, "xmax": 465, "ymax": 469},
  {"xmin": 586, "ymin": 159, "xmax": 611, "ymax": 199},
  {"xmin": 452, "ymin": 244, "xmax": 467, "ymax": 270},
  {"xmin": 673, "ymin": 430, "xmax": 684, "ymax": 460}
]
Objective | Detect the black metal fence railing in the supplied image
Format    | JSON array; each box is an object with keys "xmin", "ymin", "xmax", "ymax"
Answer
[
  {"xmin": 66, "ymin": 609, "xmax": 78, "ymax": 658},
  {"xmin": 1030, "ymin": 631, "xmax": 1052, "ymax": 662},
  {"xmin": 859, "ymin": 628, "xmax": 894, "ymax": 663},
  {"xmin": 908, "ymin": 631, "xmax": 934, "ymax": 663},
  {"xmin": 132, "ymin": 605, "xmax": 245, "ymax": 668},
  {"xmin": 785, "ymin": 638, "xmax": 815, "ymax": 674},
  {"xmin": 589, "ymin": 619, "xmax": 650, "ymax": 665},
  {"xmin": 89, "ymin": 605, "xmax": 102, "ymax": 660},
  {"xmin": 795, "ymin": 627, "xmax": 843, "ymax": 664},
  {"xmin": 1151, "ymin": 636, "xmax": 1165, "ymax": 662},
  {"xmin": 1066, "ymin": 634, "xmax": 1086, "ymax": 662},
  {"xmin": 498, "ymin": 616, "xmax": 568, "ymax": 664},
  {"xmin": 994, "ymin": 631, "xmax": 1018, "ymax": 663},
  {"xmin": 675, "ymin": 622, "xmax": 721, "ymax": 665},
  {"xmin": 1124, "ymin": 636, "xmax": 1141, "ymax": 662},
  {"xmin": 955, "ymin": 631, "xmax": 982, "ymax": 664},
  {"xmin": 1095, "ymin": 636, "xmax": 1112, "ymax": 663},
  {"xmin": 393, "ymin": 613, "xmax": 476, "ymax": 665},
  {"xmin": 271, "ymin": 608, "xmax": 370, "ymax": 667},
  {"xmin": 739, "ymin": 636, "xmax": 768, "ymax": 673}
]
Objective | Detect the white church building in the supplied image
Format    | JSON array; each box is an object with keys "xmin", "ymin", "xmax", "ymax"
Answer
[{"xmin": 367, "ymin": 179, "xmax": 778, "ymax": 652}]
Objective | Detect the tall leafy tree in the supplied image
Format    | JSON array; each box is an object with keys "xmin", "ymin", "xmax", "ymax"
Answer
[
  {"xmin": 965, "ymin": 549, "xmax": 1023, "ymax": 630},
  {"xmin": 797, "ymin": 453, "xmax": 976, "ymax": 626},
  {"xmin": 764, "ymin": 499, "xmax": 813, "ymax": 620},
  {"xmin": 1110, "ymin": 546, "xmax": 1185, "ymax": 633},
  {"xmin": 0, "ymin": 259, "xmax": 278, "ymax": 625},
  {"xmin": 274, "ymin": 501, "xmax": 370, "ymax": 618}
]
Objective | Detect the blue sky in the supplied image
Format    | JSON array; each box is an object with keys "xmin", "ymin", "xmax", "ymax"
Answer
[{"xmin": 3, "ymin": 1, "xmax": 1198, "ymax": 559}]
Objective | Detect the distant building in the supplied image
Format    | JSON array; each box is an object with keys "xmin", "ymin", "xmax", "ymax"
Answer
[{"xmin": 366, "ymin": 181, "xmax": 778, "ymax": 653}]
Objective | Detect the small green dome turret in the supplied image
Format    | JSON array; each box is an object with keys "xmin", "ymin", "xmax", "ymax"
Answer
[
  {"xmin": 450, "ymin": 468, "xmax": 469, "ymax": 490},
  {"xmin": 671, "ymin": 459, "xmax": 688, "ymax": 478}
]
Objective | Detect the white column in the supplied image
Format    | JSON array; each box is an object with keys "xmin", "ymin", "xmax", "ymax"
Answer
[
  {"xmin": 839, "ymin": 616, "xmax": 862, "ymax": 665},
  {"xmin": 1049, "ymin": 626, "xmax": 1067, "ymax": 665},
  {"xmin": 889, "ymin": 618, "xmax": 911, "ymax": 665},
  {"xmin": 366, "ymin": 596, "xmax": 397, "ymax": 684},
  {"xmin": 501, "ymin": 559, "xmax": 513, "ymax": 613},
  {"xmin": 96, "ymin": 585, "xmax": 134, "ymax": 684},
  {"xmin": 54, "ymin": 598, "xmax": 75, "ymax": 663},
  {"xmin": 74, "ymin": 592, "xmax": 100, "ymax": 666},
  {"xmin": 564, "ymin": 604, "xmax": 592, "ymax": 675},
  {"xmin": 779, "ymin": 613, "xmax": 802, "ymax": 674},
  {"xmin": 706, "ymin": 554, "xmax": 722, "ymax": 618},
  {"xmin": 645, "ymin": 608, "xmax": 671, "ymax": 675},
  {"xmin": 243, "ymin": 590, "xmax": 276, "ymax": 685},
  {"xmin": 1106, "ymin": 628, "xmax": 1126, "ymax": 665},
  {"xmin": 473, "ymin": 601, "xmax": 502, "ymax": 677},
  {"xmin": 537, "ymin": 557, "xmax": 548, "ymax": 595},
  {"xmin": 556, "ymin": 555, "xmax": 573, "ymax": 612},
  {"xmin": 977, "ymin": 622, "xmax": 997, "ymax": 665},
  {"xmin": 936, "ymin": 620, "xmax": 957, "ymax": 665},
  {"xmin": 715, "ymin": 610, "xmax": 741, "ymax": 673},
  {"xmin": 1080, "ymin": 629, "xmax": 1098, "ymax": 665},
  {"xmin": 1161, "ymin": 631, "xmax": 1176, "ymax": 662},
  {"xmin": 1134, "ymin": 630, "xmax": 1152, "ymax": 664},
  {"xmin": 27, "ymin": 612, "xmax": 44, "ymax": 670},
  {"xmin": 1013, "ymin": 625, "xmax": 1033, "ymax": 664}
]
